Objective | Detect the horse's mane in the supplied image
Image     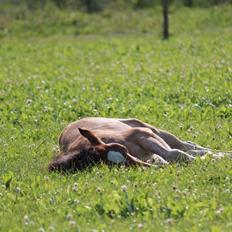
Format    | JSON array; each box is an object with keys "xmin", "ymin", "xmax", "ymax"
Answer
[{"xmin": 48, "ymin": 147, "xmax": 101, "ymax": 173}]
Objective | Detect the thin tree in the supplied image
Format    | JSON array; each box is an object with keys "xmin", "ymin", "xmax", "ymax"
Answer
[
  {"xmin": 81, "ymin": 0, "xmax": 101, "ymax": 13},
  {"xmin": 185, "ymin": 0, "xmax": 193, "ymax": 7},
  {"xmin": 162, "ymin": 0, "xmax": 169, "ymax": 40}
]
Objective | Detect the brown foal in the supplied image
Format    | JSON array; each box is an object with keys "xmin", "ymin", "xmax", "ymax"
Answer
[{"xmin": 48, "ymin": 117, "xmax": 229, "ymax": 172}]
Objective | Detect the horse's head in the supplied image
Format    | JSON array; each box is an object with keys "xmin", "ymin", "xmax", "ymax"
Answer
[
  {"xmin": 48, "ymin": 128, "xmax": 131, "ymax": 173},
  {"xmin": 78, "ymin": 128, "xmax": 129, "ymax": 165}
]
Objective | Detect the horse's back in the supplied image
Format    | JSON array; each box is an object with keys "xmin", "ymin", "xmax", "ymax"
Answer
[{"xmin": 59, "ymin": 117, "xmax": 131, "ymax": 151}]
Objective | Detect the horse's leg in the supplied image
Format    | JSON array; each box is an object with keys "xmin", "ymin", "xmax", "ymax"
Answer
[
  {"xmin": 132, "ymin": 128, "xmax": 195, "ymax": 163},
  {"xmin": 157, "ymin": 129, "xmax": 210, "ymax": 152},
  {"xmin": 120, "ymin": 118, "xmax": 208, "ymax": 152}
]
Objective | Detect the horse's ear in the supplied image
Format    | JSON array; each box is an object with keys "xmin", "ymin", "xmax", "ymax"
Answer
[{"xmin": 78, "ymin": 128, "xmax": 104, "ymax": 146}]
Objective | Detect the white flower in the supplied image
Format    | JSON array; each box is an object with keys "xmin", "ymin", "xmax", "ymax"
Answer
[
  {"xmin": 96, "ymin": 187, "xmax": 101, "ymax": 193},
  {"xmin": 66, "ymin": 213, "xmax": 73, "ymax": 221},
  {"xmin": 38, "ymin": 227, "xmax": 45, "ymax": 232},
  {"xmin": 16, "ymin": 187, "xmax": 21, "ymax": 194},
  {"xmin": 47, "ymin": 226, "xmax": 55, "ymax": 232},
  {"xmin": 72, "ymin": 182, "xmax": 78, "ymax": 192},
  {"xmin": 26, "ymin": 99, "xmax": 33, "ymax": 105},
  {"xmin": 74, "ymin": 199, "xmax": 80, "ymax": 205},
  {"xmin": 23, "ymin": 215, "xmax": 30, "ymax": 225},
  {"xmin": 121, "ymin": 185, "xmax": 127, "ymax": 192},
  {"xmin": 216, "ymin": 207, "xmax": 224, "ymax": 215},
  {"xmin": 69, "ymin": 220, "xmax": 76, "ymax": 227}
]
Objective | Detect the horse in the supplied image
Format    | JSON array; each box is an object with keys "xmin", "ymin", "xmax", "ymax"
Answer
[{"xmin": 48, "ymin": 117, "xmax": 231, "ymax": 172}]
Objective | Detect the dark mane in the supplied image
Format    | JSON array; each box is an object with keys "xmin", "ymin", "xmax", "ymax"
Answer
[{"xmin": 48, "ymin": 147, "xmax": 101, "ymax": 173}]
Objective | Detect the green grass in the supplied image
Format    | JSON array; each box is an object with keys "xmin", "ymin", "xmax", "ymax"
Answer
[
  {"xmin": 0, "ymin": 4, "xmax": 231, "ymax": 37},
  {"xmin": 0, "ymin": 4, "xmax": 232, "ymax": 232}
]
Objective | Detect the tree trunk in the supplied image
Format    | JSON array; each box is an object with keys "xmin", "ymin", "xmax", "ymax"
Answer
[
  {"xmin": 82, "ymin": 0, "xmax": 100, "ymax": 13},
  {"xmin": 162, "ymin": 0, "xmax": 169, "ymax": 40},
  {"xmin": 185, "ymin": 0, "xmax": 193, "ymax": 7}
]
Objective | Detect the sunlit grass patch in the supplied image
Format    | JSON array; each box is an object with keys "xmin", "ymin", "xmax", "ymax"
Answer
[{"xmin": 0, "ymin": 4, "xmax": 232, "ymax": 231}]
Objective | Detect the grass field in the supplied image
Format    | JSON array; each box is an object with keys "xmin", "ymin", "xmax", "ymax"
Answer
[{"xmin": 0, "ymin": 3, "xmax": 232, "ymax": 232}]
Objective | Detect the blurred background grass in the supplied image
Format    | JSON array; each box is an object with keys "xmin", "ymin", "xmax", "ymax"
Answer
[{"xmin": 0, "ymin": 0, "xmax": 231, "ymax": 38}]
